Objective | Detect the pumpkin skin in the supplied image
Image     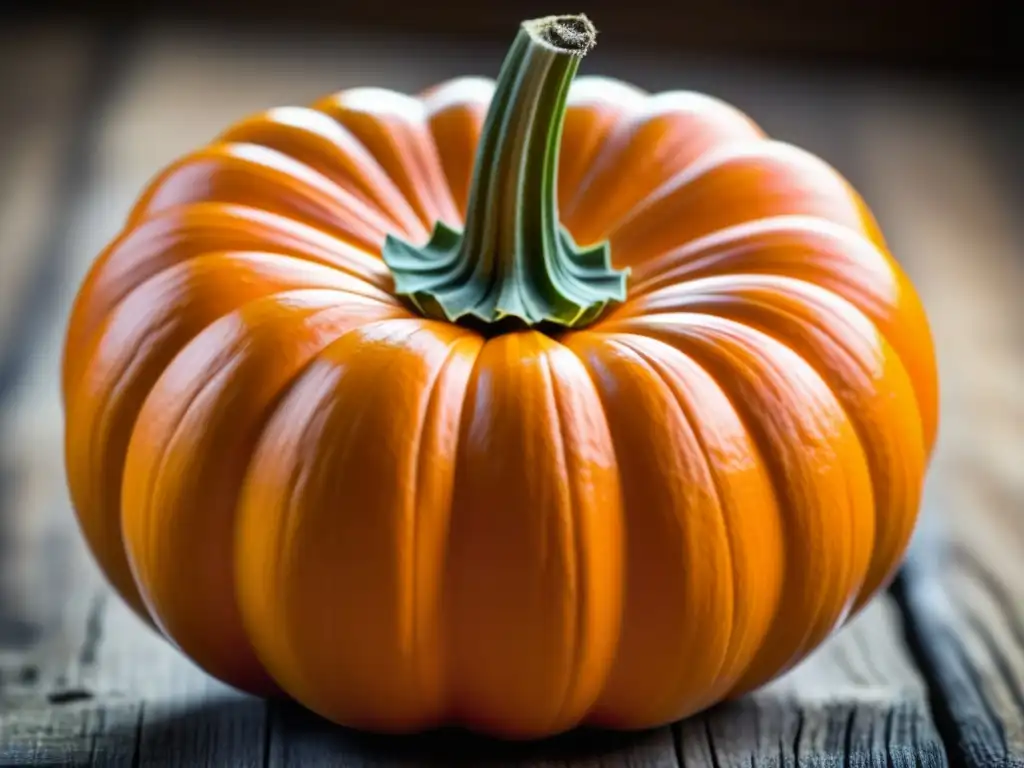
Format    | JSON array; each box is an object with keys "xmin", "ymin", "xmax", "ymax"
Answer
[{"xmin": 61, "ymin": 28, "xmax": 938, "ymax": 739}]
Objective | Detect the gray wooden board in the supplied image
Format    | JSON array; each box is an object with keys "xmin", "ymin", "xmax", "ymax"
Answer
[
  {"xmin": 0, "ymin": 20, "xmax": 1019, "ymax": 767},
  {"xmin": 851, "ymin": 89, "xmax": 1024, "ymax": 768}
]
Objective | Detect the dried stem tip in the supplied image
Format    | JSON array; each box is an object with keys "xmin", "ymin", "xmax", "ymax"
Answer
[{"xmin": 523, "ymin": 14, "xmax": 598, "ymax": 56}]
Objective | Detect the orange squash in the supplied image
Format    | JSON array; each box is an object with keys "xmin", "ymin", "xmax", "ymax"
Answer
[{"xmin": 61, "ymin": 14, "xmax": 938, "ymax": 739}]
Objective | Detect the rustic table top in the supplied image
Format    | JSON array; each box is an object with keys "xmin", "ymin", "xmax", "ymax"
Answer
[{"xmin": 0, "ymin": 20, "xmax": 1021, "ymax": 768}]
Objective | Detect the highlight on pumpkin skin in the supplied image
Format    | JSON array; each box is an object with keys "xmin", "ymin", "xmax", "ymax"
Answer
[
  {"xmin": 121, "ymin": 291, "xmax": 408, "ymax": 696},
  {"xmin": 63, "ymin": 254, "xmax": 401, "ymax": 630},
  {"xmin": 566, "ymin": 331, "xmax": 785, "ymax": 725},
  {"xmin": 58, "ymin": 8, "xmax": 940, "ymax": 740},
  {"xmin": 216, "ymin": 106, "xmax": 429, "ymax": 239}
]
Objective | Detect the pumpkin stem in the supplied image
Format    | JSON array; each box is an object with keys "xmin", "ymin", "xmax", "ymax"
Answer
[{"xmin": 381, "ymin": 14, "xmax": 628, "ymax": 330}]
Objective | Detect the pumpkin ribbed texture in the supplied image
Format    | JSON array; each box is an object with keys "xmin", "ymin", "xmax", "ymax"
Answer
[{"xmin": 62, "ymin": 58, "xmax": 938, "ymax": 738}]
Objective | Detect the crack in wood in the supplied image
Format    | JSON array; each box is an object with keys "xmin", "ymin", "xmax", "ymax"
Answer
[{"xmin": 78, "ymin": 593, "xmax": 107, "ymax": 671}]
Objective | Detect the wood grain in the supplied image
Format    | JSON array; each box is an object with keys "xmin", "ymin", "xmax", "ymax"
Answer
[
  {"xmin": 853, "ymin": 91, "xmax": 1024, "ymax": 768},
  {"xmin": 1, "ymin": 22, "xmax": 1019, "ymax": 767}
]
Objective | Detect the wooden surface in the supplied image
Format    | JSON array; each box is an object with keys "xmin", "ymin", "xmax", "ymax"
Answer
[{"xmin": 0, "ymin": 20, "xmax": 1021, "ymax": 768}]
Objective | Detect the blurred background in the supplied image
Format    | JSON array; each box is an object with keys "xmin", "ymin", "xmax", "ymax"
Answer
[
  {"xmin": 0, "ymin": 0, "xmax": 1021, "ymax": 741},
  {"xmin": 4, "ymin": 0, "xmax": 1015, "ymax": 74}
]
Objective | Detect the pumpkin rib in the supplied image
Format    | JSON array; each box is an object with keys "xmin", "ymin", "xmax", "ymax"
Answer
[
  {"xmin": 234, "ymin": 323, "xmax": 387, "ymax": 709},
  {"xmin": 62, "ymin": 202, "xmax": 394, "ymax": 394},
  {"xmin": 624, "ymin": 216, "xmax": 899, "ymax": 300},
  {"xmin": 234, "ymin": 318, "xmax": 479, "ymax": 733},
  {"xmin": 574, "ymin": 333, "xmax": 740, "ymax": 726},
  {"xmin": 419, "ymin": 76, "xmax": 494, "ymax": 106},
  {"xmin": 610, "ymin": 273, "xmax": 924, "ymax": 607},
  {"xmin": 216, "ymin": 106, "xmax": 428, "ymax": 240},
  {"xmin": 63, "ymin": 248, "xmax": 398, "ymax": 405},
  {"xmin": 314, "ymin": 88, "xmax": 461, "ymax": 232},
  {"xmin": 393, "ymin": 328, "xmax": 482, "ymax": 727},
  {"xmin": 421, "ymin": 77, "xmax": 494, "ymax": 221},
  {"xmin": 121, "ymin": 291, "xmax": 405, "ymax": 695},
  {"xmin": 561, "ymin": 89, "xmax": 765, "ymax": 242},
  {"xmin": 697, "ymin": 314, "xmax": 872, "ymax": 689},
  {"xmin": 124, "ymin": 317, "xmax": 256, "ymax": 632},
  {"xmin": 608, "ymin": 140, "xmax": 885, "ymax": 269},
  {"xmin": 125, "ymin": 142, "xmax": 394, "ymax": 250},
  {"xmin": 574, "ymin": 328, "xmax": 789, "ymax": 725},
  {"xmin": 556, "ymin": 76, "xmax": 648, "ymax": 222},
  {"xmin": 609, "ymin": 335, "xmax": 759, "ymax": 701},
  {"xmin": 409, "ymin": 332, "xmax": 484, "ymax": 725},
  {"xmin": 328, "ymin": 319, "xmax": 462, "ymax": 731},
  {"xmin": 541, "ymin": 347, "xmax": 591, "ymax": 733},
  {"xmin": 536, "ymin": 336, "xmax": 623, "ymax": 735},
  {"xmin": 444, "ymin": 332, "xmax": 623, "ymax": 738},
  {"xmin": 610, "ymin": 215, "xmax": 939, "ymax": 458},
  {"xmin": 66, "ymin": 255, "xmax": 392, "ymax": 621},
  {"xmin": 611, "ymin": 312, "xmax": 875, "ymax": 693},
  {"xmin": 65, "ymin": 253, "xmax": 401, "ymax": 599}
]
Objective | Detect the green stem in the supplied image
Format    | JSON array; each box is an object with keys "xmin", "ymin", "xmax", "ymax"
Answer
[{"xmin": 381, "ymin": 14, "xmax": 628, "ymax": 330}]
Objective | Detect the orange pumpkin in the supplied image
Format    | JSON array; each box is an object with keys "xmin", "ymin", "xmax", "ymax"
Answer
[{"xmin": 61, "ymin": 14, "xmax": 938, "ymax": 739}]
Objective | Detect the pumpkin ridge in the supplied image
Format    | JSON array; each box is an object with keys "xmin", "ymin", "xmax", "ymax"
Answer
[
  {"xmin": 592, "ymin": 334, "xmax": 740, "ymax": 722},
  {"xmin": 630, "ymin": 275, "xmax": 920, "ymax": 608},
  {"xmin": 122, "ymin": 291, "xmax": 389, "ymax": 693},
  {"xmin": 404, "ymin": 331, "xmax": 471, "ymax": 725},
  {"xmin": 661, "ymin": 317, "xmax": 828, "ymax": 689},
  {"xmin": 612, "ymin": 215, "xmax": 938, "ymax": 457},
  {"xmin": 671, "ymin": 287, "xmax": 880, "ymax": 603},
  {"xmin": 597, "ymin": 136, "xmax": 765, "ymax": 235},
  {"xmin": 234, "ymin": 319, "xmax": 395, "ymax": 705},
  {"xmin": 604, "ymin": 335, "xmax": 743, "ymax": 704},
  {"xmin": 62, "ymin": 202, "xmax": 394, "ymax": 377},
  {"xmin": 65, "ymin": 248, "xmax": 400, "ymax": 629},
  {"xmin": 128, "ymin": 142, "xmax": 395, "ymax": 250},
  {"xmin": 567, "ymin": 329, "xmax": 779, "ymax": 728},
  {"xmin": 555, "ymin": 76, "xmax": 647, "ymax": 222},
  {"xmin": 71, "ymin": 296, "xmax": 188, "ymax": 622},
  {"xmin": 607, "ymin": 140, "xmax": 881, "ymax": 270},
  {"xmin": 561, "ymin": 90, "xmax": 763, "ymax": 239},
  {"xmin": 415, "ymin": 333, "xmax": 484, "ymax": 727},
  {"xmin": 333, "ymin": 320, "xmax": 456, "ymax": 729},
  {"xmin": 539, "ymin": 344, "xmax": 587, "ymax": 731},
  {"xmin": 614, "ymin": 140, "xmax": 825, "ymax": 228},
  {"xmin": 613, "ymin": 313, "xmax": 874, "ymax": 693},
  {"xmin": 624, "ymin": 215, "xmax": 894, "ymax": 297},
  {"xmin": 234, "ymin": 317, "xmax": 468, "ymax": 731},
  {"xmin": 314, "ymin": 88, "xmax": 461, "ymax": 232},
  {"xmin": 64, "ymin": 249, "xmax": 397, "ymax": 406},
  {"xmin": 440, "ymin": 330, "xmax": 622, "ymax": 737},
  {"xmin": 217, "ymin": 106, "xmax": 428, "ymax": 240},
  {"xmin": 420, "ymin": 77, "xmax": 495, "ymax": 222},
  {"xmin": 402, "ymin": 329, "xmax": 484, "ymax": 728}
]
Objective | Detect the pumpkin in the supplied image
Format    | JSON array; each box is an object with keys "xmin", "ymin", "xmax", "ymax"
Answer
[{"xmin": 61, "ymin": 13, "xmax": 938, "ymax": 739}]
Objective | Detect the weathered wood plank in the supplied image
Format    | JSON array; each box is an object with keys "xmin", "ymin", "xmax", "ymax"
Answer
[
  {"xmin": 0, "ymin": 24, "xmax": 960, "ymax": 767},
  {"xmin": 854, "ymin": 90, "xmax": 1024, "ymax": 767}
]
